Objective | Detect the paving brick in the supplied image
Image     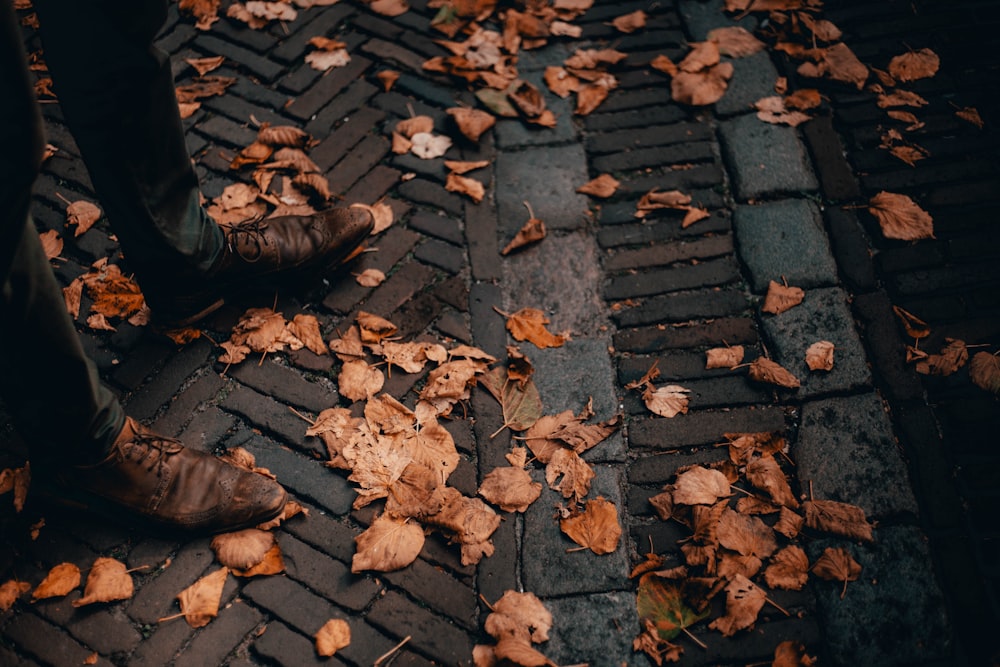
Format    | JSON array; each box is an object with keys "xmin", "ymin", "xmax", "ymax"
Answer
[
  {"xmin": 227, "ymin": 358, "xmax": 337, "ymax": 414},
  {"xmin": 124, "ymin": 338, "xmax": 214, "ymax": 421},
  {"xmin": 604, "ymin": 234, "xmax": 733, "ymax": 272},
  {"xmin": 407, "ymin": 210, "xmax": 463, "ymax": 245},
  {"xmin": 174, "ymin": 601, "xmax": 262, "ymax": 667},
  {"xmin": 678, "ymin": 0, "xmax": 759, "ymax": 39},
  {"xmin": 285, "ymin": 55, "xmax": 373, "ymax": 121},
  {"xmin": 251, "ymin": 620, "xmax": 348, "ymax": 666},
  {"xmin": 414, "ymin": 237, "xmax": 464, "ymax": 274},
  {"xmin": 618, "ymin": 348, "xmax": 760, "ymax": 384},
  {"xmin": 543, "ymin": 592, "xmax": 643, "ymax": 667},
  {"xmin": 522, "ymin": 466, "xmax": 630, "ymax": 596},
  {"xmin": 3, "ymin": 613, "xmax": 114, "ymax": 667},
  {"xmin": 127, "ymin": 539, "xmax": 215, "ymax": 625},
  {"xmin": 802, "ymin": 114, "xmax": 862, "ymax": 201},
  {"xmin": 592, "ymin": 140, "xmax": 716, "ymax": 172},
  {"xmin": 494, "ymin": 86, "xmax": 579, "ymax": 148},
  {"xmin": 396, "ymin": 176, "xmax": 465, "ymax": 216},
  {"xmin": 190, "ymin": 34, "xmax": 283, "ymax": 82},
  {"xmin": 761, "ymin": 287, "xmax": 873, "ymax": 398},
  {"xmin": 585, "ymin": 122, "xmax": 714, "ymax": 155},
  {"xmin": 310, "ymin": 106, "xmax": 387, "ymax": 172},
  {"xmin": 342, "ymin": 163, "xmax": 402, "ymax": 204},
  {"xmin": 733, "ymin": 199, "xmax": 839, "ymax": 292},
  {"xmin": 242, "ymin": 434, "xmax": 356, "ymax": 515},
  {"xmin": 825, "ymin": 207, "xmax": 877, "ymax": 293},
  {"xmin": 359, "ymin": 37, "xmax": 436, "ymax": 76},
  {"xmin": 244, "ymin": 576, "xmax": 399, "ymax": 664},
  {"xmin": 346, "ymin": 259, "xmax": 439, "ymax": 322},
  {"xmin": 322, "ymin": 226, "xmax": 421, "ymax": 313},
  {"xmin": 629, "ymin": 406, "xmax": 787, "ymax": 449},
  {"xmin": 598, "ymin": 86, "xmax": 673, "ymax": 114},
  {"xmin": 33, "ymin": 593, "xmax": 143, "ymax": 656},
  {"xmin": 613, "ymin": 317, "xmax": 758, "ymax": 354},
  {"xmin": 851, "ymin": 291, "xmax": 925, "ymax": 402},
  {"xmin": 220, "ymin": 384, "xmax": 322, "ymax": 453},
  {"xmin": 270, "ymin": 4, "xmax": 355, "ymax": 64},
  {"xmin": 111, "ymin": 338, "xmax": 175, "ymax": 391},
  {"xmin": 611, "ymin": 287, "xmax": 749, "ymax": 327},
  {"xmin": 604, "ymin": 256, "xmax": 742, "ymax": 300},
  {"xmin": 277, "ymin": 533, "xmax": 381, "ymax": 611},
  {"xmin": 598, "ymin": 212, "xmax": 731, "ymax": 246},
  {"xmin": 715, "ymin": 50, "xmax": 781, "ymax": 117},
  {"xmin": 325, "ymin": 132, "xmax": 391, "ymax": 195},
  {"xmin": 282, "ymin": 500, "xmax": 360, "ymax": 564},
  {"xmin": 382, "ymin": 555, "xmax": 479, "ymax": 630},
  {"xmin": 366, "ymin": 590, "xmax": 476, "ymax": 664},
  {"xmin": 628, "ymin": 444, "xmax": 734, "ymax": 486},
  {"xmin": 720, "ymin": 113, "xmax": 819, "ymax": 200},
  {"xmin": 178, "ymin": 407, "xmax": 239, "ymax": 454},
  {"xmin": 584, "ymin": 105, "xmax": 691, "ymax": 132},
  {"xmin": 151, "ymin": 370, "xmax": 224, "ymax": 438},
  {"xmin": 618, "ymin": 163, "xmax": 726, "ymax": 195},
  {"xmin": 797, "ymin": 393, "xmax": 919, "ymax": 517}
]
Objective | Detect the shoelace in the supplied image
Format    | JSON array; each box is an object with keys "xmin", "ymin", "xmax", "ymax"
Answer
[
  {"xmin": 222, "ymin": 219, "xmax": 273, "ymax": 263},
  {"xmin": 114, "ymin": 431, "xmax": 182, "ymax": 474}
]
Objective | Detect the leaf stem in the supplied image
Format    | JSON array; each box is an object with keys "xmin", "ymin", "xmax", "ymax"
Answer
[
  {"xmin": 374, "ymin": 635, "xmax": 411, "ymax": 666},
  {"xmin": 681, "ymin": 626, "xmax": 708, "ymax": 650},
  {"xmin": 288, "ymin": 406, "xmax": 315, "ymax": 426},
  {"xmin": 765, "ymin": 595, "xmax": 790, "ymax": 617}
]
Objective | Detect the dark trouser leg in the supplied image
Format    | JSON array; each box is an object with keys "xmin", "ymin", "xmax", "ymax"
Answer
[
  {"xmin": 31, "ymin": 0, "xmax": 223, "ymax": 276},
  {"xmin": 0, "ymin": 1, "xmax": 122, "ymax": 463}
]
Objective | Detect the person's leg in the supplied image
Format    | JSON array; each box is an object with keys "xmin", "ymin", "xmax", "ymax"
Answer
[
  {"xmin": 31, "ymin": 0, "xmax": 375, "ymax": 326},
  {"xmin": 0, "ymin": 0, "xmax": 122, "ymax": 464},
  {"xmin": 31, "ymin": 0, "xmax": 223, "ymax": 275}
]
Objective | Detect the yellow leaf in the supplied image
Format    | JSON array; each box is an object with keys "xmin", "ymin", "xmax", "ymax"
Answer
[
  {"xmin": 73, "ymin": 557, "xmax": 133, "ymax": 607},
  {"xmin": 174, "ymin": 567, "xmax": 228, "ymax": 628},
  {"xmin": 32, "ymin": 563, "xmax": 81, "ymax": 600},
  {"xmin": 559, "ymin": 496, "xmax": 621, "ymax": 554},
  {"xmin": 352, "ymin": 513, "xmax": 425, "ymax": 573}
]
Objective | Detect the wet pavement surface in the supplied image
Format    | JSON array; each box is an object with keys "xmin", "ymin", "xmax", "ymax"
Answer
[{"xmin": 2, "ymin": 0, "xmax": 999, "ymax": 665}]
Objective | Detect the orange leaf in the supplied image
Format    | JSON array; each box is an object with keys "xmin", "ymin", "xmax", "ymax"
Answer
[
  {"xmin": 576, "ymin": 173, "xmax": 619, "ymax": 198},
  {"xmin": 502, "ymin": 307, "xmax": 568, "ymax": 349},
  {"xmin": 174, "ymin": 567, "xmax": 228, "ymax": 628},
  {"xmin": 315, "ymin": 618, "xmax": 351, "ymax": 657},
  {"xmin": 671, "ymin": 62, "xmax": 733, "ymax": 106},
  {"xmin": 0, "ymin": 580, "xmax": 31, "ymax": 611},
  {"xmin": 32, "ymin": 563, "xmax": 81, "ymax": 600},
  {"xmin": 707, "ymin": 26, "xmax": 765, "ymax": 57},
  {"xmin": 445, "ymin": 172, "xmax": 485, "ymax": 203},
  {"xmin": 707, "ymin": 574, "xmax": 766, "ymax": 636},
  {"xmin": 748, "ymin": 358, "xmax": 800, "ymax": 388},
  {"xmin": 352, "ymin": 513, "xmax": 425, "ymax": 573},
  {"xmin": 764, "ymin": 545, "xmax": 810, "ymax": 591},
  {"xmin": 39, "ymin": 229, "xmax": 63, "ymax": 260},
  {"xmin": 73, "ymin": 557, "xmax": 133, "ymax": 607},
  {"xmin": 811, "ymin": 546, "xmax": 862, "ymax": 598},
  {"xmin": 805, "ymin": 340, "xmax": 835, "ymax": 371},
  {"xmin": 706, "ymin": 345, "xmax": 744, "ymax": 369},
  {"xmin": 501, "ymin": 214, "xmax": 546, "ymax": 255},
  {"xmin": 762, "ymin": 280, "xmax": 805, "ymax": 315},
  {"xmin": 479, "ymin": 466, "xmax": 543, "ymax": 513},
  {"xmin": 211, "ymin": 528, "xmax": 274, "ymax": 570},
  {"xmin": 868, "ymin": 191, "xmax": 934, "ymax": 241},
  {"xmin": 802, "ymin": 499, "xmax": 873, "ymax": 542},
  {"xmin": 611, "ymin": 9, "xmax": 646, "ymax": 33},
  {"xmin": 484, "ymin": 590, "xmax": 552, "ymax": 644},
  {"xmin": 970, "ymin": 351, "xmax": 1000, "ymax": 394},
  {"xmin": 673, "ymin": 466, "xmax": 730, "ymax": 505},
  {"xmin": 888, "ymin": 48, "xmax": 939, "ymax": 82},
  {"xmin": 65, "ymin": 200, "xmax": 102, "ymax": 238},
  {"xmin": 560, "ymin": 496, "xmax": 622, "ymax": 554}
]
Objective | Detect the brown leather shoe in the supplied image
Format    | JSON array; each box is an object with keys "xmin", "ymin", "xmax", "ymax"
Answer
[
  {"xmin": 148, "ymin": 206, "xmax": 374, "ymax": 326},
  {"xmin": 41, "ymin": 418, "xmax": 287, "ymax": 533}
]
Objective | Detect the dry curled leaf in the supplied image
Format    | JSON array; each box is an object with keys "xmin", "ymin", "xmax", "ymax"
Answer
[
  {"xmin": 559, "ymin": 497, "xmax": 622, "ymax": 555},
  {"xmin": 812, "ymin": 546, "xmax": 862, "ymax": 598},
  {"xmin": 446, "ymin": 172, "xmax": 485, "ymax": 203},
  {"xmin": 970, "ymin": 352, "xmax": 1000, "ymax": 394},
  {"xmin": 211, "ymin": 528, "xmax": 274, "ymax": 570},
  {"xmin": 642, "ymin": 384, "xmax": 690, "ymax": 419},
  {"xmin": 707, "ymin": 26, "xmax": 765, "ymax": 57},
  {"xmin": 73, "ymin": 557, "xmax": 133, "ymax": 607},
  {"xmin": 762, "ymin": 280, "xmax": 804, "ymax": 315},
  {"xmin": 914, "ymin": 338, "xmax": 967, "ymax": 376},
  {"xmin": 764, "ymin": 545, "xmax": 809, "ymax": 591},
  {"xmin": 315, "ymin": 618, "xmax": 351, "ymax": 657},
  {"xmin": 32, "ymin": 563, "xmax": 81, "ymax": 600},
  {"xmin": 502, "ymin": 307, "xmax": 568, "ymax": 349},
  {"xmin": 708, "ymin": 574, "xmax": 766, "ymax": 637},
  {"xmin": 577, "ymin": 173, "xmax": 619, "ymax": 198},
  {"xmin": 706, "ymin": 345, "xmax": 744, "ymax": 369},
  {"xmin": 447, "ymin": 106, "xmax": 496, "ymax": 142},
  {"xmin": 673, "ymin": 466, "xmax": 730, "ymax": 506},
  {"xmin": 484, "ymin": 590, "xmax": 552, "ymax": 644},
  {"xmin": 351, "ymin": 513, "xmax": 425, "ymax": 573},
  {"xmin": 888, "ymin": 48, "xmax": 939, "ymax": 82},
  {"xmin": 868, "ymin": 191, "xmax": 934, "ymax": 241},
  {"xmin": 748, "ymin": 358, "xmax": 800, "ymax": 389},
  {"xmin": 174, "ymin": 567, "xmax": 227, "ymax": 628},
  {"xmin": 802, "ymin": 499, "xmax": 873, "ymax": 542},
  {"xmin": 478, "ymin": 466, "xmax": 542, "ymax": 513},
  {"xmin": 805, "ymin": 340, "xmax": 835, "ymax": 371},
  {"xmin": 65, "ymin": 200, "xmax": 102, "ymax": 238},
  {"xmin": 502, "ymin": 210, "xmax": 546, "ymax": 255},
  {"xmin": 0, "ymin": 580, "xmax": 31, "ymax": 611},
  {"xmin": 611, "ymin": 9, "xmax": 646, "ymax": 33}
]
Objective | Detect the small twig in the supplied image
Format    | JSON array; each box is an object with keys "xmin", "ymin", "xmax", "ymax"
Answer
[
  {"xmin": 765, "ymin": 595, "xmax": 791, "ymax": 617},
  {"xmin": 288, "ymin": 406, "xmax": 315, "ymax": 426},
  {"xmin": 565, "ymin": 545, "xmax": 589, "ymax": 553},
  {"xmin": 374, "ymin": 635, "xmax": 411, "ymax": 666},
  {"xmin": 681, "ymin": 627, "xmax": 708, "ymax": 650},
  {"xmin": 479, "ymin": 594, "xmax": 496, "ymax": 612},
  {"xmin": 54, "ymin": 191, "xmax": 72, "ymax": 206}
]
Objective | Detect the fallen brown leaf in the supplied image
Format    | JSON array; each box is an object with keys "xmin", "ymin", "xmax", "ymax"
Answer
[
  {"xmin": 805, "ymin": 340, "xmax": 835, "ymax": 371},
  {"xmin": 970, "ymin": 351, "xmax": 1000, "ymax": 394},
  {"xmin": 559, "ymin": 496, "xmax": 622, "ymax": 554},
  {"xmin": 888, "ymin": 48, "xmax": 939, "ymax": 82},
  {"xmin": 811, "ymin": 546, "xmax": 862, "ymax": 598},
  {"xmin": 32, "ymin": 563, "xmax": 81, "ymax": 600},
  {"xmin": 868, "ymin": 191, "xmax": 934, "ymax": 241},
  {"xmin": 762, "ymin": 280, "xmax": 805, "ymax": 315},
  {"xmin": 748, "ymin": 357, "xmax": 800, "ymax": 389},
  {"xmin": 315, "ymin": 618, "xmax": 351, "ymax": 657},
  {"xmin": 73, "ymin": 557, "xmax": 133, "ymax": 607}
]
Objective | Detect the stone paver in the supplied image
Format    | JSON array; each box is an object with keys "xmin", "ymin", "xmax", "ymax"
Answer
[{"xmin": 3, "ymin": 1, "xmax": 997, "ymax": 665}]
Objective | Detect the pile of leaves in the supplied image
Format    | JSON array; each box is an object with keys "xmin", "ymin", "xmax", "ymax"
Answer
[{"xmin": 631, "ymin": 430, "xmax": 870, "ymax": 664}]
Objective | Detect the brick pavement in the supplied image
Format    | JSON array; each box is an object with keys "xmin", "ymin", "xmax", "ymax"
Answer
[{"xmin": 2, "ymin": 0, "xmax": 999, "ymax": 666}]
